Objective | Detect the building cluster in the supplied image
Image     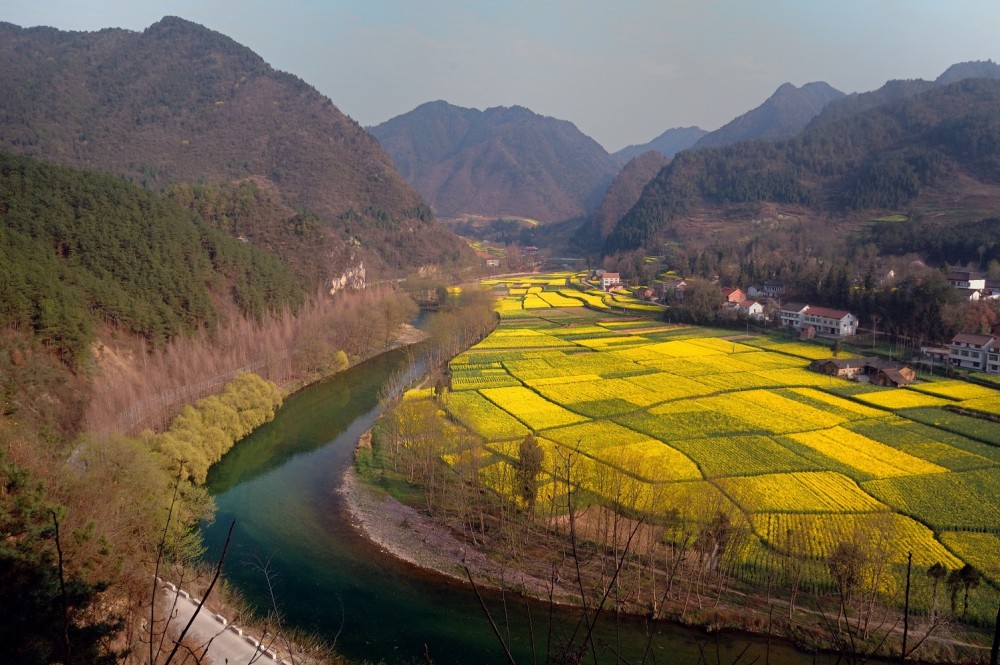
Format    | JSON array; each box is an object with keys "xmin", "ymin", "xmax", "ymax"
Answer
[
  {"xmin": 946, "ymin": 270, "xmax": 1000, "ymax": 301},
  {"xmin": 809, "ymin": 357, "xmax": 917, "ymax": 387}
]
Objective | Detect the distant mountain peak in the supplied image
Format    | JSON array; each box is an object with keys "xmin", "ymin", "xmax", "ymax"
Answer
[
  {"xmin": 693, "ymin": 81, "xmax": 844, "ymax": 149},
  {"xmin": 612, "ymin": 126, "xmax": 707, "ymax": 165},
  {"xmin": 371, "ymin": 101, "xmax": 617, "ymax": 221},
  {"xmin": 936, "ymin": 60, "xmax": 1000, "ymax": 85}
]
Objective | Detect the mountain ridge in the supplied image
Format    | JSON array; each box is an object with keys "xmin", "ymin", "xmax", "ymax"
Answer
[
  {"xmin": 693, "ymin": 81, "xmax": 846, "ymax": 149},
  {"xmin": 604, "ymin": 78, "xmax": 1000, "ymax": 255},
  {"xmin": 0, "ymin": 17, "xmax": 473, "ymax": 281},
  {"xmin": 612, "ymin": 126, "xmax": 707, "ymax": 165},
  {"xmin": 370, "ymin": 100, "xmax": 618, "ymax": 222}
]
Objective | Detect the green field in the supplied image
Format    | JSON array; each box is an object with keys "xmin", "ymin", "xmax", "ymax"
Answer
[{"xmin": 414, "ymin": 274, "xmax": 1000, "ymax": 623}]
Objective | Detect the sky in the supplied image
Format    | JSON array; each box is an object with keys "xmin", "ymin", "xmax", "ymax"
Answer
[{"xmin": 5, "ymin": 0, "xmax": 1000, "ymax": 152}]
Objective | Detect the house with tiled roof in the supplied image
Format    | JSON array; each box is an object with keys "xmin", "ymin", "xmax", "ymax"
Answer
[
  {"xmin": 801, "ymin": 306, "xmax": 859, "ymax": 337},
  {"xmin": 779, "ymin": 304, "xmax": 857, "ymax": 337},
  {"xmin": 600, "ymin": 272, "xmax": 621, "ymax": 290},
  {"xmin": 949, "ymin": 332, "xmax": 998, "ymax": 372},
  {"xmin": 721, "ymin": 287, "xmax": 746, "ymax": 304}
]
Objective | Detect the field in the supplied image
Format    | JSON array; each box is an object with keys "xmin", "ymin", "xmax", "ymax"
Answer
[{"xmin": 419, "ymin": 274, "xmax": 1000, "ymax": 622}]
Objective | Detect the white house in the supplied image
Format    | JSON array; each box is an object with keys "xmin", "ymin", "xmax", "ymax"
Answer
[
  {"xmin": 947, "ymin": 270, "xmax": 987, "ymax": 291},
  {"xmin": 739, "ymin": 299, "xmax": 764, "ymax": 320},
  {"xmin": 600, "ymin": 272, "xmax": 621, "ymax": 290},
  {"xmin": 780, "ymin": 304, "xmax": 857, "ymax": 337},
  {"xmin": 800, "ymin": 306, "xmax": 859, "ymax": 337},
  {"xmin": 779, "ymin": 303, "xmax": 809, "ymax": 329},
  {"xmin": 949, "ymin": 332, "xmax": 998, "ymax": 372}
]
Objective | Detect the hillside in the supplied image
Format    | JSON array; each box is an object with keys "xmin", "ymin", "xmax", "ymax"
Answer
[
  {"xmin": 604, "ymin": 78, "xmax": 1000, "ymax": 255},
  {"xmin": 0, "ymin": 17, "xmax": 473, "ymax": 280},
  {"xmin": 692, "ymin": 81, "xmax": 845, "ymax": 149},
  {"xmin": 370, "ymin": 101, "xmax": 618, "ymax": 222},
  {"xmin": 0, "ymin": 151, "xmax": 300, "ymax": 366},
  {"xmin": 586, "ymin": 150, "xmax": 670, "ymax": 241},
  {"xmin": 612, "ymin": 126, "xmax": 707, "ymax": 165}
]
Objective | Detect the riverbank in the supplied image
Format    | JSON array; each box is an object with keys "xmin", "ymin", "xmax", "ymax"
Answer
[
  {"xmin": 340, "ymin": 460, "xmax": 992, "ymax": 665},
  {"xmin": 339, "ymin": 465, "xmax": 581, "ymax": 605}
]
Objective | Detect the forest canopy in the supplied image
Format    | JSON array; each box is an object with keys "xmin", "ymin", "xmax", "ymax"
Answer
[{"xmin": 0, "ymin": 152, "xmax": 302, "ymax": 365}]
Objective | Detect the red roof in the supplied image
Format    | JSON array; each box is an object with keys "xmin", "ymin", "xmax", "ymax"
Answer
[{"xmin": 804, "ymin": 306, "xmax": 853, "ymax": 320}]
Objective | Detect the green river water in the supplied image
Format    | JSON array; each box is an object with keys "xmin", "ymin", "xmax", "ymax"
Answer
[{"xmin": 201, "ymin": 348, "xmax": 836, "ymax": 664}]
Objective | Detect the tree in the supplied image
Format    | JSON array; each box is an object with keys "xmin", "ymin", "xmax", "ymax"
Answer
[
  {"xmin": 514, "ymin": 435, "xmax": 544, "ymax": 514},
  {"xmin": 958, "ymin": 564, "xmax": 982, "ymax": 619},
  {"xmin": 926, "ymin": 562, "xmax": 947, "ymax": 624},
  {"xmin": 947, "ymin": 567, "xmax": 963, "ymax": 615},
  {"xmin": 0, "ymin": 456, "xmax": 123, "ymax": 663}
]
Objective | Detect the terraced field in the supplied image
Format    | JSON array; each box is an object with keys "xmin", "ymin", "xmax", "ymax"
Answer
[{"xmin": 412, "ymin": 274, "xmax": 1000, "ymax": 621}]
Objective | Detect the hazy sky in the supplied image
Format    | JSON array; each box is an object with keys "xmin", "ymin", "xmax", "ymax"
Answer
[{"xmin": 5, "ymin": 1, "xmax": 999, "ymax": 151}]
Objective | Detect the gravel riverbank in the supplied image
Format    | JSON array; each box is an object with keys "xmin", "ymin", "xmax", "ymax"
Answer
[{"xmin": 339, "ymin": 463, "xmax": 578, "ymax": 604}]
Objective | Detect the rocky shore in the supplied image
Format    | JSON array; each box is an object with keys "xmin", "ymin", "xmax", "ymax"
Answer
[{"xmin": 338, "ymin": 463, "xmax": 578, "ymax": 604}]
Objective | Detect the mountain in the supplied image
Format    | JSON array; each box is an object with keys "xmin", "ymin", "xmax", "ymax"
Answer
[
  {"xmin": 810, "ymin": 61, "xmax": 1000, "ymax": 133},
  {"xmin": 604, "ymin": 78, "xmax": 1000, "ymax": 255},
  {"xmin": 370, "ymin": 101, "xmax": 618, "ymax": 222},
  {"xmin": 936, "ymin": 59, "xmax": 1000, "ymax": 85},
  {"xmin": 692, "ymin": 82, "xmax": 845, "ymax": 149},
  {"xmin": 0, "ymin": 18, "xmax": 472, "ymax": 281},
  {"xmin": 805, "ymin": 79, "xmax": 938, "ymax": 132},
  {"xmin": 586, "ymin": 151, "xmax": 670, "ymax": 241},
  {"xmin": 612, "ymin": 127, "xmax": 707, "ymax": 165}
]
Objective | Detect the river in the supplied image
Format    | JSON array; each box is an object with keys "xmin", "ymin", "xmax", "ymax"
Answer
[{"xmin": 201, "ymin": 347, "xmax": 835, "ymax": 664}]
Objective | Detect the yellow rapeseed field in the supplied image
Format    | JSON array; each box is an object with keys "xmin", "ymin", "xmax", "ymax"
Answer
[
  {"xmin": 787, "ymin": 427, "xmax": 947, "ymax": 478},
  {"xmin": 429, "ymin": 274, "xmax": 1000, "ymax": 602}
]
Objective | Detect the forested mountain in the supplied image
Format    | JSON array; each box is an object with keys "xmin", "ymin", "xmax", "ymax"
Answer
[
  {"xmin": 692, "ymin": 81, "xmax": 845, "ymax": 149},
  {"xmin": 370, "ymin": 100, "xmax": 618, "ymax": 222},
  {"xmin": 936, "ymin": 59, "xmax": 1000, "ymax": 84},
  {"xmin": 0, "ymin": 17, "xmax": 472, "ymax": 281},
  {"xmin": 605, "ymin": 78, "xmax": 1000, "ymax": 255},
  {"xmin": 612, "ymin": 126, "xmax": 707, "ymax": 165},
  {"xmin": 586, "ymin": 150, "xmax": 670, "ymax": 241},
  {"xmin": 0, "ymin": 151, "xmax": 300, "ymax": 367},
  {"xmin": 809, "ymin": 61, "xmax": 1000, "ymax": 133}
]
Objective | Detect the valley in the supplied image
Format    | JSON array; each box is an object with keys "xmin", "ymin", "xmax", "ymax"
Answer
[{"xmin": 1, "ymin": 8, "xmax": 999, "ymax": 664}]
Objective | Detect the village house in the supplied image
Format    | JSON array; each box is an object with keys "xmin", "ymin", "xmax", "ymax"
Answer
[
  {"xmin": 658, "ymin": 278, "xmax": 688, "ymax": 302},
  {"xmin": 778, "ymin": 302, "xmax": 810, "ymax": 329},
  {"xmin": 748, "ymin": 281, "xmax": 786, "ymax": 299},
  {"xmin": 947, "ymin": 270, "xmax": 987, "ymax": 291},
  {"xmin": 600, "ymin": 272, "xmax": 621, "ymax": 291},
  {"xmin": 780, "ymin": 303, "xmax": 858, "ymax": 337},
  {"xmin": 873, "ymin": 366, "xmax": 917, "ymax": 388},
  {"xmin": 810, "ymin": 357, "xmax": 917, "ymax": 386},
  {"xmin": 721, "ymin": 287, "xmax": 746, "ymax": 304},
  {"xmin": 949, "ymin": 332, "xmax": 998, "ymax": 372},
  {"xmin": 724, "ymin": 298, "xmax": 765, "ymax": 320},
  {"xmin": 984, "ymin": 279, "xmax": 1000, "ymax": 300}
]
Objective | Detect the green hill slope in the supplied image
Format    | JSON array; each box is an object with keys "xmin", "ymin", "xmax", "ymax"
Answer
[{"xmin": 0, "ymin": 151, "xmax": 301, "ymax": 366}]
